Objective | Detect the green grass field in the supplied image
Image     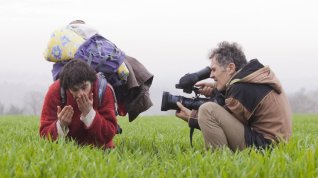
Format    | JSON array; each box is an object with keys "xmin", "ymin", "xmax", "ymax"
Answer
[{"xmin": 0, "ymin": 115, "xmax": 317, "ymax": 178}]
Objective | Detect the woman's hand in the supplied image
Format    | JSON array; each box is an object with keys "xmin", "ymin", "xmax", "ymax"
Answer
[
  {"xmin": 76, "ymin": 92, "xmax": 93, "ymax": 116},
  {"xmin": 57, "ymin": 105, "xmax": 74, "ymax": 127}
]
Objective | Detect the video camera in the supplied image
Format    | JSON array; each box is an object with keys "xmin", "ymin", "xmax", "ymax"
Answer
[
  {"xmin": 175, "ymin": 66, "xmax": 211, "ymax": 94},
  {"xmin": 161, "ymin": 67, "xmax": 225, "ymax": 111}
]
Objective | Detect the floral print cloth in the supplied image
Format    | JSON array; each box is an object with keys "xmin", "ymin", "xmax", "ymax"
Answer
[{"xmin": 43, "ymin": 28, "xmax": 85, "ymax": 62}]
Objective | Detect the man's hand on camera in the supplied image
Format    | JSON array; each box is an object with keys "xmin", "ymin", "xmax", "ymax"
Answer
[
  {"xmin": 195, "ymin": 81, "xmax": 215, "ymax": 97},
  {"xmin": 175, "ymin": 102, "xmax": 191, "ymax": 122}
]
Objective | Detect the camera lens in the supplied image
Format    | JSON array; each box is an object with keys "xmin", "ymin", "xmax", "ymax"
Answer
[
  {"xmin": 161, "ymin": 91, "xmax": 210, "ymax": 111},
  {"xmin": 161, "ymin": 91, "xmax": 180, "ymax": 111}
]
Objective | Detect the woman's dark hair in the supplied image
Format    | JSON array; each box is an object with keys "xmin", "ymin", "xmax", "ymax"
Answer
[
  {"xmin": 59, "ymin": 60, "xmax": 97, "ymax": 89},
  {"xmin": 209, "ymin": 41, "xmax": 247, "ymax": 71}
]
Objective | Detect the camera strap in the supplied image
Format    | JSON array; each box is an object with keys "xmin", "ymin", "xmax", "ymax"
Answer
[
  {"xmin": 188, "ymin": 118, "xmax": 201, "ymax": 147},
  {"xmin": 189, "ymin": 127, "xmax": 195, "ymax": 147}
]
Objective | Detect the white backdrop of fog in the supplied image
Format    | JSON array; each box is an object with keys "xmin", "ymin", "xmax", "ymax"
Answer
[{"xmin": 0, "ymin": 0, "xmax": 317, "ymax": 115}]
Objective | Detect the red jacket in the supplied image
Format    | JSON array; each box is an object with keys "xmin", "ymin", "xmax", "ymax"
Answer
[{"xmin": 40, "ymin": 80, "xmax": 117, "ymax": 148}]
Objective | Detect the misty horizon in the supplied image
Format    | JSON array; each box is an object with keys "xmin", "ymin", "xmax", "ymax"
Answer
[{"xmin": 0, "ymin": 0, "xmax": 317, "ymax": 115}]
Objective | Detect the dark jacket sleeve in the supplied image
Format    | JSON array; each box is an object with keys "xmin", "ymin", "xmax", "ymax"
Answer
[
  {"xmin": 188, "ymin": 110, "xmax": 201, "ymax": 130},
  {"xmin": 124, "ymin": 56, "xmax": 154, "ymax": 122}
]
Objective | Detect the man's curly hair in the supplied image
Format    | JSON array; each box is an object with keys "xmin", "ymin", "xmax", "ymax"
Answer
[{"xmin": 209, "ymin": 41, "xmax": 247, "ymax": 71}]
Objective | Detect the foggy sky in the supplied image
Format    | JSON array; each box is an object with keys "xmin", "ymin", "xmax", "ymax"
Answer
[{"xmin": 0, "ymin": 0, "xmax": 317, "ymax": 115}]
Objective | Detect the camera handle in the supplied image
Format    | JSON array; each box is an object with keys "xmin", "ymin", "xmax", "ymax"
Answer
[{"xmin": 193, "ymin": 86, "xmax": 201, "ymax": 97}]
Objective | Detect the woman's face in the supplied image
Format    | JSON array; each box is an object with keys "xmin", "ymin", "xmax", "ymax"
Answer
[{"xmin": 69, "ymin": 81, "xmax": 92, "ymax": 99}]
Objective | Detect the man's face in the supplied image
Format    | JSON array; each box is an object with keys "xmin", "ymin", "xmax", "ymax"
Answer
[
  {"xmin": 69, "ymin": 81, "xmax": 92, "ymax": 99},
  {"xmin": 210, "ymin": 57, "xmax": 235, "ymax": 91}
]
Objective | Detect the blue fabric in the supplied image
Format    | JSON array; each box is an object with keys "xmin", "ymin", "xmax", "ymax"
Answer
[{"xmin": 52, "ymin": 61, "xmax": 68, "ymax": 81}]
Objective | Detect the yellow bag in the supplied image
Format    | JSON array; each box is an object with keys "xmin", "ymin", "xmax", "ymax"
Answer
[{"xmin": 43, "ymin": 28, "xmax": 85, "ymax": 62}]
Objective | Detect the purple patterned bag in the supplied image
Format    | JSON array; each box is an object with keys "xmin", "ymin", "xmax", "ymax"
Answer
[
  {"xmin": 74, "ymin": 34, "xmax": 126, "ymax": 74},
  {"xmin": 51, "ymin": 34, "xmax": 126, "ymax": 86}
]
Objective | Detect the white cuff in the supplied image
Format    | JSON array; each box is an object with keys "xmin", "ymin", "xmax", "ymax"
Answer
[
  {"xmin": 56, "ymin": 120, "xmax": 69, "ymax": 137},
  {"xmin": 80, "ymin": 108, "xmax": 96, "ymax": 128}
]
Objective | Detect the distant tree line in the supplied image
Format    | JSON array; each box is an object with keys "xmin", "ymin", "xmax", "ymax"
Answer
[
  {"xmin": 0, "ymin": 88, "xmax": 317, "ymax": 116},
  {"xmin": 0, "ymin": 91, "xmax": 44, "ymax": 116},
  {"xmin": 288, "ymin": 88, "xmax": 318, "ymax": 114}
]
